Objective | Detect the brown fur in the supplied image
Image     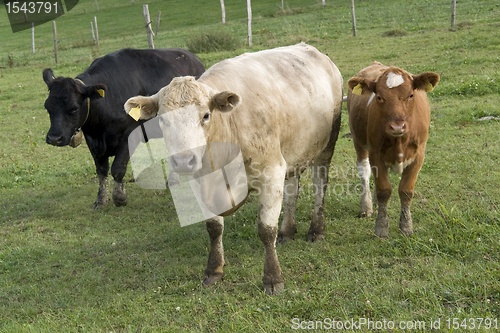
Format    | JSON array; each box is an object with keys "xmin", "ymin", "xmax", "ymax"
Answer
[{"xmin": 347, "ymin": 61, "xmax": 439, "ymax": 238}]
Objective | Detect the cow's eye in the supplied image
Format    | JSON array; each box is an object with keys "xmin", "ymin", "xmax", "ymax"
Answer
[
  {"xmin": 377, "ymin": 96, "xmax": 382, "ymax": 101},
  {"xmin": 409, "ymin": 94, "xmax": 414, "ymax": 99},
  {"xmin": 202, "ymin": 112, "xmax": 210, "ymax": 122},
  {"xmin": 70, "ymin": 107, "xmax": 79, "ymax": 114}
]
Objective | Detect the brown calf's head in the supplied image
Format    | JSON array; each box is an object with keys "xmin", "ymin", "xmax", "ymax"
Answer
[{"xmin": 348, "ymin": 67, "xmax": 439, "ymax": 137}]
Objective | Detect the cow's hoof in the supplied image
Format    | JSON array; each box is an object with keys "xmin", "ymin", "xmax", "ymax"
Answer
[
  {"xmin": 374, "ymin": 228, "xmax": 389, "ymax": 239},
  {"xmin": 264, "ymin": 282, "xmax": 284, "ymax": 295},
  {"xmin": 276, "ymin": 233, "xmax": 294, "ymax": 244},
  {"xmin": 92, "ymin": 200, "xmax": 108, "ymax": 209},
  {"xmin": 399, "ymin": 226, "xmax": 413, "ymax": 237},
  {"xmin": 112, "ymin": 186, "xmax": 127, "ymax": 207},
  {"xmin": 359, "ymin": 210, "xmax": 373, "ymax": 218},
  {"xmin": 113, "ymin": 196, "xmax": 127, "ymax": 207},
  {"xmin": 202, "ymin": 274, "xmax": 223, "ymax": 287},
  {"xmin": 307, "ymin": 233, "xmax": 324, "ymax": 242}
]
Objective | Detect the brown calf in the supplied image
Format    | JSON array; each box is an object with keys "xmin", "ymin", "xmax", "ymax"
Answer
[{"xmin": 347, "ymin": 62, "xmax": 439, "ymax": 238}]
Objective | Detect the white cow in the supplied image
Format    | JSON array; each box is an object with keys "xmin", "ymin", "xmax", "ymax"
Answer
[{"xmin": 125, "ymin": 43, "xmax": 343, "ymax": 294}]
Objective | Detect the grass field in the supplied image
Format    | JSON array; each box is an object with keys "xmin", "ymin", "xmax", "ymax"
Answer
[{"xmin": 1, "ymin": 0, "xmax": 500, "ymax": 331}]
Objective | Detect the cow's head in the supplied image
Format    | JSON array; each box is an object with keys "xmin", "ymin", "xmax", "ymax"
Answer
[
  {"xmin": 124, "ymin": 76, "xmax": 241, "ymax": 175},
  {"xmin": 43, "ymin": 68, "xmax": 106, "ymax": 146},
  {"xmin": 348, "ymin": 67, "xmax": 439, "ymax": 137}
]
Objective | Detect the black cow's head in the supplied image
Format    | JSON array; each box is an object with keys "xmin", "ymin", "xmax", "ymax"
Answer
[{"xmin": 43, "ymin": 68, "xmax": 106, "ymax": 146}]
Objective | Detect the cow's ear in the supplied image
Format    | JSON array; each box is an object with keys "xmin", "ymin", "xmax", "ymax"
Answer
[
  {"xmin": 124, "ymin": 93, "xmax": 159, "ymax": 120},
  {"xmin": 211, "ymin": 91, "xmax": 240, "ymax": 112},
  {"xmin": 413, "ymin": 72, "xmax": 440, "ymax": 93},
  {"xmin": 83, "ymin": 84, "xmax": 107, "ymax": 100},
  {"xmin": 43, "ymin": 68, "xmax": 55, "ymax": 88},
  {"xmin": 347, "ymin": 77, "xmax": 376, "ymax": 95}
]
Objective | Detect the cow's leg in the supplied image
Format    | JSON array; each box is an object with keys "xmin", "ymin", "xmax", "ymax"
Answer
[
  {"xmin": 93, "ymin": 158, "xmax": 110, "ymax": 209},
  {"xmin": 308, "ymin": 114, "xmax": 340, "ymax": 241},
  {"xmin": 398, "ymin": 155, "xmax": 424, "ymax": 236},
  {"xmin": 203, "ymin": 216, "xmax": 225, "ymax": 286},
  {"xmin": 354, "ymin": 141, "xmax": 373, "ymax": 217},
  {"xmin": 258, "ymin": 164, "xmax": 286, "ymax": 295},
  {"xmin": 357, "ymin": 157, "xmax": 373, "ymax": 217},
  {"xmin": 308, "ymin": 158, "xmax": 330, "ymax": 242},
  {"xmin": 110, "ymin": 148, "xmax": 129, "ymax": 207},
  {"xmin": 277, "ymin": 175, "xmax": 299, "ymax": 243},
  {"xmin": 371, "ymin": 155, "xmax": 391, "ymax": 238}
]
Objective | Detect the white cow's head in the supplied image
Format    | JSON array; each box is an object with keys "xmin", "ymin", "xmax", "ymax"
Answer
[{"xmin": 124, "ymin": 76, "xmax": 241, "ymax": 175}]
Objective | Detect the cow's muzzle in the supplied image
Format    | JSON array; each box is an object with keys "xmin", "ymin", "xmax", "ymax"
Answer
[
  {"xmin": 46, "ymin": 133, "xmax": 68, "ymax": 146},
  {"xmin": 387, "ymin": 122, "xmax": 407, "ymax": 137},
  {"xmin": 169, "ymin": 151, "xmax": 202, "ymax": 175}
]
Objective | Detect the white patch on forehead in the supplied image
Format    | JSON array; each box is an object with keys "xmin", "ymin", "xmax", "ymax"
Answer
[
  {"xmin": 386, "ymin": 72, "xmax": 405, "ymax": 89},
  {"xmin": 367, "ymin": 92, "xmax": 376, "ymax": 106}
]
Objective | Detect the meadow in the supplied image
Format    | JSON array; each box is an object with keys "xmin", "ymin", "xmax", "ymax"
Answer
[{"xmin": 1, "ymin": 0, "xmax": 499, "ymax": 331}]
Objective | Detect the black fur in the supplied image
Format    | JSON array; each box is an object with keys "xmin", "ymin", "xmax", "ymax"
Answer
[{"xmin": 42, "ymin": 48, "xmax": 205, "ymax": 207}]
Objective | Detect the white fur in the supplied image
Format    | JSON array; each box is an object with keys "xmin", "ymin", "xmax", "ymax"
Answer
[
  {"xmin": 159, "ymin": 105, "xmax": 207, "ymax": 156},
  {"xmin": 386, "ymin": 158, "xmax": 414, "ymax": 174},
  {"xmin": 367, "ymin": 92, "xmax": 376, "ymax": 106},
  {"xmin": 386, "ymin": 72, "xmax": 405, "ymax": 89},
  {"xmin": 357, "ymin": 158, "xmax": 371, "ymax": 181}
]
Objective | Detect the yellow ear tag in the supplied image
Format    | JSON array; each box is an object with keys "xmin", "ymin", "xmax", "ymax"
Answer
[
  {"xmin": 129, "ymin": 107, "xmax": 141, "ymax": 121},
  {"xmin": 425, "ymin": 82, "xmax": 434, "ymax": 93},
  {"xmin": 352, "ymin": 83, "xmax": 363, "ymax": 96},
  {"xmin": 97, "ymin": 89, "xmax": 105, "ymax": 98}
]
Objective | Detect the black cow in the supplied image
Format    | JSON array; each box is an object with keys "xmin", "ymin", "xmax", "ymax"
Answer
[{"xmin": 43, "ymin": 48, "xmax": 205, "ymax": 208}]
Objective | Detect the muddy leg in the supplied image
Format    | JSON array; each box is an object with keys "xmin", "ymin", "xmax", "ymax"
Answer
[
  {"xmin": 203, "ymin": 216, "xmax": 225, "ymax": 286},
  {"xmin": 111, "ymin": 149, "xmax": 129, "ymax": 207},
  {"xmin": 372, "ymin": 157, "xmax": 391, "ymax": 238},
  {"xmin": 277, "ymin": 175, "xmax": 299, "ymax": 243},
  {"xmin": 93, "ymin": 158, "xmax": 110, "ymax": 209},
  {"xmin": 258, "ymin": 165, "xmax": 286, "ymax": 295},
  {"xmin": 308, "ymin": 160, "xmax": 329, "ymax": 242},
  {"xmin": 398, "ymin": 156, "xmax": 424, "ymax": 236}
]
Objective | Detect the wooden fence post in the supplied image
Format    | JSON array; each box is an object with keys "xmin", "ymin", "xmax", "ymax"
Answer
[
  {"xmin": 220, "ymin": 0, "xmax": 226, "ymax": 24},
  {"xmin": 143, "ymin": 4, "xmax": 155, "ymax": 49},
  {"xmin": 52, "ymin": 21, "xmax": 58, "ymax": 64},
  {"xmin": 451, "ymin": 0, "xmax": 456, "ymax": 27},
  {"xmin": 281, "ymin": 0, "xmax": 284, "ymax": 12},
  {"xmin": 351, "ymin": 0, "xmax": 357, "ymax": 37},
  {"xmin": 90, "ymin": 21, "xmax": 96, "ymax": 43},
  {"xmin": 32, "ymin": 23, "xmax": 35, "ymax": 54},
  {"xmin": 94, "ymin": 16, "xmax": 100, "ymax": 47},
  {"xmin": 95, "ymin": 0, "xmax": 99, "ymax": 11},
  {"xmin": 322, "ymin": 0, "xmax": 325, "ymax": 6},
  {"xmin": 155, "ymin": 11, "xmax": 161, "ymax": 36},
  {"xmin": 247, "ymin": 0, "xmax": 252, "ymax": 47}
]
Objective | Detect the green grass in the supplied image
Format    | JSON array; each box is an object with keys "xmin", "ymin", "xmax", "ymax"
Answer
[{"xmin": 1, "ymin": 0, "xmax": 500, "ymax": 331}]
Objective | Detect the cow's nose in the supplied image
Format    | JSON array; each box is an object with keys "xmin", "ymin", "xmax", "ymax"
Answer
[
  {"xmin": 46, "ymin": 134, "xmax": 65, "ymax": 146},
  {"xmin": 389, "ymin": 123, "xmax": 406, "ymax": 136},
  {"xmin": 169, "ymin": 152, "xmax": 200, "ymax": 174}
]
